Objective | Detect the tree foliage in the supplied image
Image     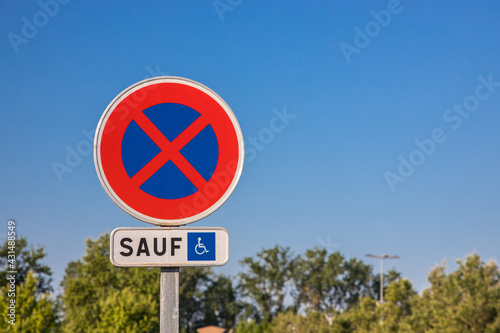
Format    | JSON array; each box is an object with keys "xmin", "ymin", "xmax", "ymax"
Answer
[
  {"xmin": 238, "ymin": 245, "xmax": 296, "ymax": 322},
  {"xmin": 179, "ymin": 267, "xmax": 241, "ymax": 332},
  {"xmin": 0, "ymin": 271, "xmax": 59, "ymax": 332},
  {"xmin": 5, "ymin": 233, "xmax": 499, "ymax": 333},
  {"xmin": 369, "ymin": 269, "xmax": 402, "ymax": 302},
  {"xmin": 202, "ymin": 274, "xmax": 242, "ymax": 329},
  {"xmin": 0, "ymin": 236, "xmax": 58, "ymax": 333},
  {"xmin": 60, "ymin": 233, "xmax": 240, "ymax": 333},
  {"xmin": 405, "ymin": 254, "xmax": 500, "ymax": 333},
  {"xmin": 293, "ymin": 248, "xmax": 374, "ymax": 313},
  {"xmin": 60, "ymin": 233, "xmax": 160, "ymax": 332},
  {"xmin": 294, "ymin": 248, "xmax": 343, "ymax": 312},
  {"xmin": 0, "ymin": 236, "xmax": 52, "ymax": 293}
]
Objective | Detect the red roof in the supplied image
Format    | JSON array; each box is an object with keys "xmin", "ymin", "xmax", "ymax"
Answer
[{"xmin": 196, "ymin": 326, "xmax": 226, "ymax": 333}]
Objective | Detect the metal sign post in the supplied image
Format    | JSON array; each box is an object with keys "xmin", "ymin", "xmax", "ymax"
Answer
[{"xmin": 160, "ymin": 267, "xmax": 179, "ymax": 333}]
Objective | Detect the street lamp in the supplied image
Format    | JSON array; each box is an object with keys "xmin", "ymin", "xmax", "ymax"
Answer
[{"xmin": 365, "ymin": 254, "xmax": 400, "ymax": 303}]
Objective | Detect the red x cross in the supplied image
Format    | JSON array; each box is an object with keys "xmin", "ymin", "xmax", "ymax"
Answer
[{"xmin": 130, "ymin": 112, "xmax": 210, "ymax": 190}]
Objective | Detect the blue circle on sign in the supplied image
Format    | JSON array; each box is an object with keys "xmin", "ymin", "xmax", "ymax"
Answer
[{"xmin": 121, "ymin": 103, "xmax": 219, "ymax": 199}]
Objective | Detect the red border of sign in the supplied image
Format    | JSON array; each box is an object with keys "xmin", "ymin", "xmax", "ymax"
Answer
[{"xmin": 94, "ymin": 77, "xmax": 244, "ymax": 226}]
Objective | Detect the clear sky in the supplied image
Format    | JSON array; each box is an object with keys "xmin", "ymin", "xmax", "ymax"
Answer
[{"xmin": 1, "ymin": 1, "xmax": 500, "ymax": 294}]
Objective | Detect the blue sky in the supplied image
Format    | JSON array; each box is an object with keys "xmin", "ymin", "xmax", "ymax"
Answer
[{"xmin": 1, "ymin": 1, "xmax": 500, "ymax": 294}]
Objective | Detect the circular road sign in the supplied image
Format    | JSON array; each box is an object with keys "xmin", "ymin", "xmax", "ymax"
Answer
[{"xmin": 94, "ymin": 77, "xmax": 244, "ymax": 226}]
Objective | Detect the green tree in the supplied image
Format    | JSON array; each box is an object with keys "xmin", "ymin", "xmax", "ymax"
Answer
[
  {"xmin": 405, "ymin": 254, "xmax": 500, "ymax": 333},
  {"xmin": 294, "ymin": 249, "xmax": 375, "ymax": 313},
  {"xmin": 330, "ymin": 274, "xmax": 414, "ymax": 333},
  {"xmin": 369, "ymin": 269, "xmax": 402, "ymax": 302},
  {"xmin": 375, "ymin": 279, "xmax": 416, "ymax": 332},
  {"xmin": 0, "ymin": 271, "xmax": 59, "ymax": 332},
  {"xmin": 0, "ymin": 236, "xmax": 52, "ymax": 293},
  {"xmin": 271, "ymin": 311, "xmax": 305, "ymax": 333},
  {"xmin": 97, "ymin": 287, "xmax": 158, "ymax": 332},
  {"xmin": 294, "ymin": 248, "xmax": 344, "ymax": 312},
  {"xmin": 348, "ymin": 296, "xmax": 379, "ymax": 333},
  {"xmin": 179, "ymin": 266, "xmax": 210, "ymax": 332},
  {"xmin": 202, "ymin": 274, "xmax": 242, "ymax": 330},
  {"xmin": 61, "ymin": 233, "xmax": 240, "ymax": 333},
  {"xmin": 238, "ymin": 245, "xmax": 296, "ymax": 322},
  {"xmin": 0, "ymin": 237, "xmax": 59, "ymax": 332},
  {"xmin": 179, "ymin": 267, "xmax": 242, "ymax": 332},
  {"xmin": 60, "ymin": 233, "xmax": 160, "ymax": 333},
  {"xmin": 272, "ymin": 310, "xmax": 352, "ymax": 333},
  {"xmin": 340, "ymin": 257, "xmax": 372, "ymax": 310},
  {"xmin": 235, "ymin": 318, "xmax": 272, "ymax": 333}
]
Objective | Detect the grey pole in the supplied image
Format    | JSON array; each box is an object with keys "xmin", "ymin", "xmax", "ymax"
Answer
[
  {"xmin": 380, "ymin": 258, "xmax": 384, "ymax": 304},
  {"xmin": 160, "ymin": 267, "xmax": 179, "ymax": 333},
  {"xmin": 365, "ymin": 254, "xmax": 400, "ymax": 304}
]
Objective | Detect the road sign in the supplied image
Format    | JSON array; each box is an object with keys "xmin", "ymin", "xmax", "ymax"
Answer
[
  {"xmin": 94, "ymin": 77, "xmax": 244, "ymax": 226},
  {"xmin": 110, "ymin": 227, "xmax": 229, "ymax": 267}
]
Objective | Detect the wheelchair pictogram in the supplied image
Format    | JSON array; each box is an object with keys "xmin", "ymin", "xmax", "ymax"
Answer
[
  {"xmin": 195, "ymin": 237, "xmax": 209, "ymax": 255},
  {"xmin": 188, "ymin": 232, "xmax": 215, "ymax": 261}
]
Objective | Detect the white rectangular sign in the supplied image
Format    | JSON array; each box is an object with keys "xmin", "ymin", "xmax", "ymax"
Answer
[{"xmin": 110, "ymin": 227, "xmax": 229, "ymax": 267}]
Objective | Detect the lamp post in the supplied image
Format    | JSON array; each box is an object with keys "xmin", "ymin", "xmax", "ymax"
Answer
[{"xmin": 365, "ymin": 254, "xmax": 400, "ymax": 303}]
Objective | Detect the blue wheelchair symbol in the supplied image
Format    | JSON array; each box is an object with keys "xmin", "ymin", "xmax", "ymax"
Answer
[{"xmin": 188, "ymin": 233, "xmax": 215, "ymax": 261}]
